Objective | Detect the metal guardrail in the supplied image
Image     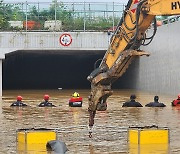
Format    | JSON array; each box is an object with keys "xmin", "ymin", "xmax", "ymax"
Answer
[
  {"xmin": 161, "ymin": 15, "xmax": 180, "ymax": 25},
  {"xmin": 1, "ymin": 1, "xmax": 126, "ymax": 32},
  {"xmin": 2, "ymin": 1, "xmax": 179, "ymax": 32}
]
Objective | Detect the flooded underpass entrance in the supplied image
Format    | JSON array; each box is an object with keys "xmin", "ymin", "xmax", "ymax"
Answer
[
  {"xmin": 3, "ymin": 50, "xmax": 106, "ymax": 89},
  {"xmin": 2, "ymin": 50, "xmax": 138, "ymax": 90},
  {"xmin": 2, "ymin": 50, "xmax": 180, "ymax": 154}
]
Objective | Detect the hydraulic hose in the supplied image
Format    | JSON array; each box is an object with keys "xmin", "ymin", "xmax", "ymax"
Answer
[{"xmin": 142, "ymin": 17, "xmax": 157, "ymax": 46}]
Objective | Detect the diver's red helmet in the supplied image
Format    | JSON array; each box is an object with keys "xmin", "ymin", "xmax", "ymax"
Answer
[
  {"xmin": 178, "ymin": 94, "xmax": 180, "ymax": 99},
  {"xmin": 17, "ymin": 96, "xmax": 22, "ymax": 101},
  {"xmin": 44, "ymin": 94, "xmax": 49, "ymax": 101}
]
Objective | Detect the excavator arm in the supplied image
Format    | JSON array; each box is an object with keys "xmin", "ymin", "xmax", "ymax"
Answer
[{"xmin": 87, "ymin": 0, "xmax": 180, "ymax": 128}]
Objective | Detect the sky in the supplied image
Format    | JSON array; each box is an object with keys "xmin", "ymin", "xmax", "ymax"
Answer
[{"xmin": 4, "ymin": 0, "xmax": 129, "ymax": 3}]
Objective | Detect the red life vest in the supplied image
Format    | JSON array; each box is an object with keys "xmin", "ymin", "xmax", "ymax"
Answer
[
  {"xmin": 69, "ymin": 97, "xmax": 82, "ymax": 102},
  {"xmin": 173, "ymin": 99, "xmax": 180, "ymax": 106}
]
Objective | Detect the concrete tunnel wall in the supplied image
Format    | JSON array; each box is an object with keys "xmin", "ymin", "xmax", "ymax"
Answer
[{"xmin": 134, "ymin": 22, "xmax": 180, "ymax": 95}]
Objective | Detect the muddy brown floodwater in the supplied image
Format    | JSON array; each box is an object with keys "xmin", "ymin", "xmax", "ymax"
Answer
[{"xmin": 0, "ymin": 89, "xmax": 180, "ymax": 153}]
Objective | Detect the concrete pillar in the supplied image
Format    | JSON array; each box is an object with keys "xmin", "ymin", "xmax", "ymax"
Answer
[
  {"xmin": 0, "ymin": 59, "xmax": 2, "ymax": 97},
  {"xmin": 0, "ymin": 53, "xmax": 5, "ymax": 97}
]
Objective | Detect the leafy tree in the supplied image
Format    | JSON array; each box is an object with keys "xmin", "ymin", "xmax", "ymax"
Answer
[
  {"xmin": 29, "ymin": 6, "xmax": 39, "ymax": 21},
  {"xmin": 0, "ymin": 2, "xmax": 10, "ymax": 30}
]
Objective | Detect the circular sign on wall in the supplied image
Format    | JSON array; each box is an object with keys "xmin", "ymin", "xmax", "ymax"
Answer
[{"xmin": 59, "ymin": 33, "xmax": 72, "ymax": 46}]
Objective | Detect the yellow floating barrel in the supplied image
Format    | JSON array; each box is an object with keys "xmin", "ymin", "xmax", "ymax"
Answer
[
  {"xmin": 128, "ymin": 126, "xmax": 170, "ymax": 154},
  {"xmin": 17, "ymin": 128, "xmax": 57, "ymax": 153}
]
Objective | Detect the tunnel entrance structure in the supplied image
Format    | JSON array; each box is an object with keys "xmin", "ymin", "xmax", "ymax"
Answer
[
  {"xmin": 3, "ymin": 50, "xmax": 137, "ymax": 90},
  {"xmin": 3, "ymin": 50, "xmax": 104, "ymax": 89}
]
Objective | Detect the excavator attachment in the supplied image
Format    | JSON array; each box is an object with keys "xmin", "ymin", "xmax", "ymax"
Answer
[
  {"xmin": 87, "ymin": 0, "xmax": 180, "ymax": 129},
  {"xmin": 88, "ymin": 84, "xmax": 112, "ymax": 127},
  {"xmin": 87, "ymin": 50, "xmax": 150, "ymax": 127}
]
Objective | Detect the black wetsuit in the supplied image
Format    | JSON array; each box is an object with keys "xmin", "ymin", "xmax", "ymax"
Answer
[
  {"xmin": 145, "ymin": 101, "xmax": 166, "ymax": 107},
  {"xmin": 10, "ymin": 101, "xmax": 27, "ymax": 107},
  {"xmin": 38, "ymin": 101, "xmax": 56, "ymax": 107},
  {"xmin": 122, "ymin": 100, "xmax": 143, "ymax": 107}
]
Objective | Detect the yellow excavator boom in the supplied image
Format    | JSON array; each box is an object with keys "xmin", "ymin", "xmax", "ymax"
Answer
[{"xmin": 87, "ymin": 0, "xmax": 180, "ymax": 128}]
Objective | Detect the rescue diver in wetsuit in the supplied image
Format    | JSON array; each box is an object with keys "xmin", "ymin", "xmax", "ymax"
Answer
[
  {"xmin": 38, "ymin": 95, "xmax": 56, "ymax": 107},
  {"xmin": 171, "ymin": 94, "xmax": 180, "ymax": 106},
  {"xmin": 69, "ymin": 92, "xmax": 83, "ymax": 107},
  {"xmin": 10, "ymin": 96, "xmax": 27, "ymax": 107},
  {"xmin": 145, "ymin": 96, "xmax": 166, "ymax": 107},
  {"xmin": 122, "ymin": 94, "xmax": 143, "ymax": 107}
]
